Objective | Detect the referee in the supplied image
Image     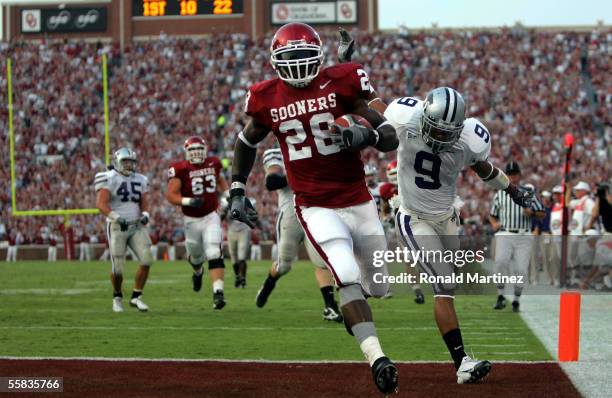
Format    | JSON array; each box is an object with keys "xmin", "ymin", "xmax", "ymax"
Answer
[{"xmin": 489, "ymin": 161, "xmax": 545, "ymax": 312}]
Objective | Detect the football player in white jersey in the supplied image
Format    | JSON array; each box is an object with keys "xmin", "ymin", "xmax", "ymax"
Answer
[
  {"xmin": 384, "ymin": 87, "xmax": 534, "ymax": 384},
  {"xmin": 95, "ymin": 148, "xmax": 153, "ymax": 313},
  {"xmin": 255, "ymin": 148, "xmax": 343, "ymax": 322}
]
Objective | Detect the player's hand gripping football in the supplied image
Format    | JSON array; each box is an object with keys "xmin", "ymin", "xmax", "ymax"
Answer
[
  {"xmin": 337, "ymin": 27, "xmax": 355, "ymax": 63},
  {"xmin": 505, "ymin": 184, "xmax": 534, "ymax": 208},
  {"xmin": 229, "ymin": 188, "xmax": 258, "ymax": 228},
  {"xmin": 334, "ymin": 123, "xmax": 376, "ymax": 152}
]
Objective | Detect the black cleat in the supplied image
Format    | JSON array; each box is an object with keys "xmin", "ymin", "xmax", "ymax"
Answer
[
  {"xmin": 240, "ymin": 277, "xmax": 247, "ymax": 289},
  {"xmin": 323, "ymin": 307, "xmax": 343, "ymax": 323},
  {"xmin": 192, "ymin": 272, "xmax": 203, "ymax": 292},
  {"xmin": 371, "ymin": 356, "xmax": 398, "ymax": 395},
  {"xmin": 512, "ymin": 300, "xmax": 520, "ymax": 313},
  {"xmin": 255, "ymin": 277, "xmax": 276, "ymax": 308},
  {"xmin": 493, "ymin": 295, "xmax": 506, "ymax": 310},
  {"xmin": 414, "ymin": 289, "xmax": 425, "ymax": 305},
  {"xmin": 213, "ymin": 290, "xmax": 226, "ymax": 310}
]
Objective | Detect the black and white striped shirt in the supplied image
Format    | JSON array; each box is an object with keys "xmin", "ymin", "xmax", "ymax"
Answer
[{"xmin": 490, "ymin": 190, "xmax": 544, "ymax": 231}]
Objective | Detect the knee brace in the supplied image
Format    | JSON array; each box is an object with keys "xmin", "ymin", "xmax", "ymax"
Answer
[
  {"xmin": 208, "ymin": 258, "xmax": 225, "ymax": 270},
  {"xmin": 111, "ymin": 255, "xmax": 126, "ymax": 276}
]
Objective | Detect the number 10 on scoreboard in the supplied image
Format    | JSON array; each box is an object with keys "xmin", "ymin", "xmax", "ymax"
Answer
[{"xmin": 180, "ymin": 0, "xmax": 197, "ymax": 15}]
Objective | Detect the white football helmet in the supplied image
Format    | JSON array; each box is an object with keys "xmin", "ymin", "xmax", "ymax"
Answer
[{"xmin": 113, "ymin": 148, "xmax": 137, "ymax": 176}]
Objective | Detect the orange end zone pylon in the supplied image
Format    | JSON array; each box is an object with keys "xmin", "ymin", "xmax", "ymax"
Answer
[{"xmin": 558, "ymin": 291, "xmax": 581, "ymax": 361}]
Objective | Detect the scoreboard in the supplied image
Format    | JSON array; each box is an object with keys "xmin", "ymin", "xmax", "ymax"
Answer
[{"xmin": 133, "ymin": 0, "xmax": 243, "ymax": 17}]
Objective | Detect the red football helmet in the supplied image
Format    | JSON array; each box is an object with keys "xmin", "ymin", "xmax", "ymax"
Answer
[
  {"xmin": 386, "ymin": 160, "xmax": 398, "ymax": 184},
  {"xmin": 270, "ymin": 22, "xmax": 324, "ymax": 88},
  {"xmin": 184, "ymin": 136, "xmax": 207, "ymax": 164}
]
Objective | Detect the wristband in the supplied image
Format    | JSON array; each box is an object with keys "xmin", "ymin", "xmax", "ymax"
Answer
[
  {"xmin": 181, "ymin": 198, "xmax": 192, "ymax": 206},
  {"xmin": 141, "ymin": 211, "xmax": 150, "ymax": 219}
]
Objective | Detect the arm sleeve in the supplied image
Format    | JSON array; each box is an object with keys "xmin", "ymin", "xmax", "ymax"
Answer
[{"xmin": 531, "ymin": 196, "xmax": 544, "ymax": 212}]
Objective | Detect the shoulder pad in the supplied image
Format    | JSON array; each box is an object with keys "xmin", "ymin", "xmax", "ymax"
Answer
[
  {"xmin": 249, "ymin": 78, "xmax": 277, "ymax": 94},
  {"xmin": 461, "ymin": 118, "xmax": 492, "ymax": 164},
  {"xmin": 322, "ymin": 62, "xmax": 361, "ymax": 79},
  {"xmin": 94, "ymin": 171, "xmax": 111, "ymax": 191},
  {"xmin": 246, "ymin": 79, "xmax": 278, "ymax": 116},
  {"xmin": 384, "ymin": 97, "xmax": 424, "ymax": 128}
]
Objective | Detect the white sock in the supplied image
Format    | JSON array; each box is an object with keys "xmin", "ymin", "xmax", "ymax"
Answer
[
  {"xmin": 497, "ymin": 288, "xmax": 504, "ymax": 296},
  {"xmin": 514, "ymin": 295, "xmax": 521, "ymax": 303},
  {"xmin": 213, "ymin": 279, "xmax": 224, "ymax": 293},
  {"xmin": 359, "ymin": 336, "xmax": 385, "ymax": 366}
]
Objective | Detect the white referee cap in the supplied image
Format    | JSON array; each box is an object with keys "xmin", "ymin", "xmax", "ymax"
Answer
[
  {"xmin": 542, "ymin": 190, "xmax": 552, "ymax": 197},
  {"xmin": 552, "ymin": 185, "xmax": 563, "ymax": 194},
  {"xmin": 573, "ymin": 181, "xmax": 590, "ymax": 192}
]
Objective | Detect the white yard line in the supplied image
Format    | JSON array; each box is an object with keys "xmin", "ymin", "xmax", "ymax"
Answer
[
  {"xmin": 520, "ymin": 294, "xmax": 612, "ymax": 398},
  {"xmin": 0, "ymin": 325, "xmax": 527, "ymax": 331},
  {"xmin": 0, "ymin": 356, "xmax": 555, "ymax": 364}
]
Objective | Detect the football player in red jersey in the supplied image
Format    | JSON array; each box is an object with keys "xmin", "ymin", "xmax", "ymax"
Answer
[
  {"xmin": 166, "ymin": 136, "xmax": 230, "ymax": 310},
  {"xmin": 229, "ymin": 23, "xmax": 399, "ymax": 395}
]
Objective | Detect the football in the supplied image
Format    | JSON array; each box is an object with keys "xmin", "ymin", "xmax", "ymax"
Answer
[{"xmin": 333, "ymin": 114, "xmax": 373, "ymax": 132}]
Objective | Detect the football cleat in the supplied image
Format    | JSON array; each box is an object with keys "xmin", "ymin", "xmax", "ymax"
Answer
[
  {"xmin": 493, "ymin": 295, "xmax": 506, "ymax": 310},
  {"xmin": 255, "ymin": 277, "xmax": 277, "ymax": 308},
  {"xmin": 323, "ymin": 307, "xmax": 343, "ymax": 323},
  {"xmin": 456, "ymin": 356, "xmax": 492, "ymax": 384},
  {"xmin": 371, "ymin": 356, "xmax": 399, "ymax": 395},
  {"xmin": 240, "ymin": 277, "xmax": 247, "ymax": 289},
  {"xmin": 192, "ymin": 272, "xmax": 203, "ymax": 292},
  {"xmin": 129, "ymin": 297, "xmax": 149, "ymax": 312},
  {"xmin": 112, "ymin": 297, "xmax": 124, "ymax": 313},
  {"xmin": 213, "ymin": 290, "xmax": 226, "ymax": 310},
  {"xmin": 512, "ymin": 301, "xmax": 520, "ymax": 313}
]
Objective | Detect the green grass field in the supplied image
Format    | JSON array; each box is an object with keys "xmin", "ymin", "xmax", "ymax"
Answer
[{"xmin": 0, "ymin": 260, "xmax": 550, "ymax": 362}]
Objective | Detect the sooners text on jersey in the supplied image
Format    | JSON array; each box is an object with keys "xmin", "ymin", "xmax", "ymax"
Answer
[
  {"xmin": 246, "ymin": 63, "xmax": 374, "ymax": 208},
  {"xmin": 168, "ymin": 157, "xmax": 222, "ymax": 217}
]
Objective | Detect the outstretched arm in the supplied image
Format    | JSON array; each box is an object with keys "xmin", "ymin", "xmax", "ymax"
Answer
[{"xmin": 472, "ymin": 160, "xmax": 534, "ymax": 208}]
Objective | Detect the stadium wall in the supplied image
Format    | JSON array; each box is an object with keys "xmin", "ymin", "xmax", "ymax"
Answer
[
  {"xmin": 0, "ymin": 243, "xmax": 278, "ymax": 261},
  {"xmin": 3, "ymin": 0, "xmax": 376, "ymax": 44}
]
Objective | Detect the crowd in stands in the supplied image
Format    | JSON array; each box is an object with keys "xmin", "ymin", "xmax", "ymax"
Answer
[{"xmin": 1, "ymin": 27, "xmax": 610, "ymax": 246}]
